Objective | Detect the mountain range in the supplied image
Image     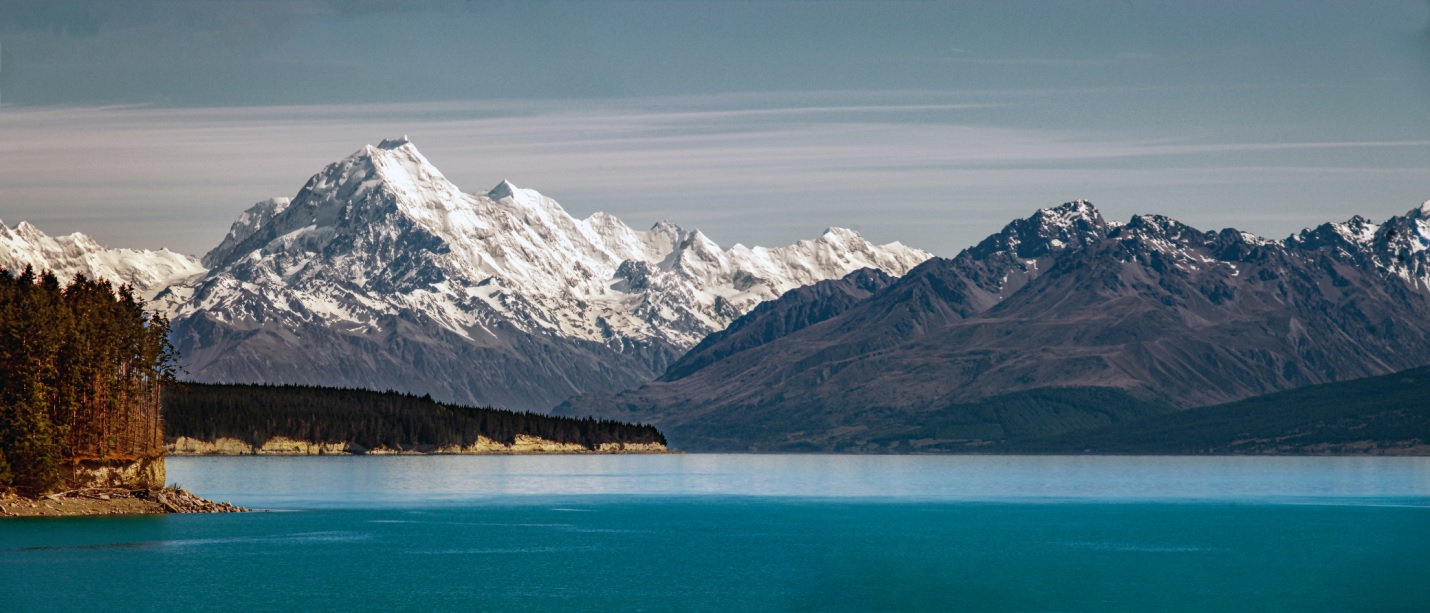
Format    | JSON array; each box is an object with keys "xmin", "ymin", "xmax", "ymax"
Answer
[
  {"xmin": 6, "ymin": 137, "xmax": 1428, "ymax": 450},
  {"xmin": 143, "ymin": 138, "xmax": 929, "ymax": 409},
  {"xmin": 555, "ymin": 200, "xmax": 1430, "ymax": 451},
  {"xmin": 0, "ymin": 220, "xmax": 204, "ymax": 300}
]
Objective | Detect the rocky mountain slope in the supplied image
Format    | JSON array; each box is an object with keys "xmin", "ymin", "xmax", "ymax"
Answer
[
  {"xmin": 556, "ymin": 200, "xmax": 1430, "ymax": 451},
  {"xmin": 161, "ymin": 138, "xmax": 930, "ymax": 409},
  {"xmin": 0, "ymin": 220, "xmax": 204, "ymax": 300}
]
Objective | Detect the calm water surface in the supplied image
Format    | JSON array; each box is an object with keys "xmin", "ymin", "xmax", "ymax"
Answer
[{"xmin": 3, "ymin": 455, "xmax": 1428, "ymax": 612}]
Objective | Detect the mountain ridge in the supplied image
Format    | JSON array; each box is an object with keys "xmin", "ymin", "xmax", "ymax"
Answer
[
  {"xmin": 0, "ymin": 219, "xmax": 204, "ymax": 300},
  {"xmin": 555, "ymin": 199, "xmax": 1430, "ymax": 451}
]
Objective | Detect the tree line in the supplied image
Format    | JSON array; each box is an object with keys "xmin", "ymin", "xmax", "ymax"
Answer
[
  {"xmin": 164, "ymin": 383, "xmax": 666, "ymax": 451},
  {"xmin": 0, "ymin": 267, "xmax": 176, "ymax": 493}
]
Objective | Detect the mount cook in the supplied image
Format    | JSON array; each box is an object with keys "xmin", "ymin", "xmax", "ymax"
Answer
[{"xmin": 144, "ymin": 138, "xmax": 931, "ymax": 409}]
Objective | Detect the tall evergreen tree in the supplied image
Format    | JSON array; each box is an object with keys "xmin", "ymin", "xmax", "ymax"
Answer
[{"xmin": 0, "ymin": 267, "xmax": 177, "ymax": 494}]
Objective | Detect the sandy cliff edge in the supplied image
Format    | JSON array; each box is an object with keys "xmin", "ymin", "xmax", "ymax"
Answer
[{"xmin": 167, "ymin": 435, "xmax": 672, "ymax": 455}]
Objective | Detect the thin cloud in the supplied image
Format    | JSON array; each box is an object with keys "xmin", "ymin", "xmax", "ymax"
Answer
[
  {"xmin": 1, "ymin": 98, "xmax": 1427, "ymax": 257},
  {"xmin": 900, "ymin": 55, "xmax": 1121, "ymax": 67}
]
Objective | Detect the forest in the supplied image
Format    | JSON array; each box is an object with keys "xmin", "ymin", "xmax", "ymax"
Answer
[
  {"xmin": 0, "ymin": 266, "xmax": 176, "ymax": 493},
  {"xmin": 164, "ymin": 383, "xmax": 667, "ymax": 451}
]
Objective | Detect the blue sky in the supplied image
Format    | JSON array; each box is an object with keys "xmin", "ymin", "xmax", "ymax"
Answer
[{"xmin": 1, "ymin": 0, "xmax": 1427, "ymax": 256}]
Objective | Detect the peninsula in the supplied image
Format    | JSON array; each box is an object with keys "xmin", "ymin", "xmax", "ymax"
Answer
[
  {"xmin": 163, "ymin": 383, "xmax": 672, "ymax": 456},
  {"xmin": 0, "ymin": 267, "xmax": 242, "ymax": 516}
]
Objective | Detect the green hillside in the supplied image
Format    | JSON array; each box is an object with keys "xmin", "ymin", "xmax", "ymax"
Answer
[{"xmin": 1014, "ymin": 367, "xmax": 1430, "ymax": 454}]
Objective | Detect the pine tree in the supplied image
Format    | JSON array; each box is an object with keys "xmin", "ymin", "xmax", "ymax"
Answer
[
  {"xmin": 0, "ymin": 267, "xmax": 178, "ymax": 494},
  {"xmin": 0, "ymin": 448, "xmax": 12, "ymax": 486}
]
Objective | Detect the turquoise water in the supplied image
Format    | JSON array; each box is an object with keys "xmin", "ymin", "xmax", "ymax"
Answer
[{"xmin": 3, "ymin": 455, "xmax": 1428, "ymax": 612}]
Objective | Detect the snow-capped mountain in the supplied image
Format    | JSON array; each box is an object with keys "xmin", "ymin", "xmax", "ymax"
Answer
[
  {"xmin": 0, "ymin": 220, "xmax": 205, "ymax": 300},
  {"xmin": 167, "ymin": 137, "xmax": 930, "ymax": 409},
  {"xmin": 1288, "ymin": 201, "xmax": 1430, "ymax": 290},
  {"xmin": 557, "ymin": 200, "xmax": 1430, "ymax": 451}
]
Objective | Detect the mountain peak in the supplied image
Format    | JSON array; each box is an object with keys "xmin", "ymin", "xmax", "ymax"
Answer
[
  {"xmin": 1340, "ymin": 215, "xmax": 1380, "ymax": 243},
  {"xmin": 651, "ymin": 220, "xmax": 683, "ymax": 234},
  {"xmin": 969, "ymin": 199, "xmax": 1108, "ymax": 260},
  {"xmin": 376, "ymin": 136, "xmax": 411, "ymax": 150},
  {"xmin": 1032, "ymin": 200, "xmax": 1106, "ymax": 238},
  {"xmin": 1037, "ymin": 200, "xmax": 1101, "ymax": 224},
  {"xmin": 15, "ymin": 220, "xmax": 42, "ymax": 236},
  {"xmin": 1118, "ymin": 214, "xmax": 1208, "ymax": 250},
  {"xmin": 487, "ymin": 179, "xmax": 519, "ymax": 201},
  {"xmin": 199, "ymin": 139, "xmax": 462, "ymax": 272},
  {"xmin": 485, "ymin": 180, "xmax": 554, "ymax": 213},
  {"xmin": 357, "ymin": 138, "xmax": 464, "ymax": 207}
]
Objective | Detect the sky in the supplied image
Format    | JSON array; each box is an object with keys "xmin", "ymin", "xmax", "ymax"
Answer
[{"xmin": 1, "ymin": 0, "xmax": 1428, "ymax": 257}]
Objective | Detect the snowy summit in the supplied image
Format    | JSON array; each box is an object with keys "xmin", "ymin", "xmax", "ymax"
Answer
[{"xmin": 165, "ymin": 138, "xmax": 933, "ymax": 409}]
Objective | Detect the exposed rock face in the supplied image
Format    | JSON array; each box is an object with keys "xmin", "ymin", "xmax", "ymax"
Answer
[
  {"xmin": 166, "ymin": 434, "xmax": 670, "ymax": 455},
  {"xmin": 256, "ymin": 437, "xmax": 354, "ymax": 455},
  {"xmin": 594, "ymin": 441, "xmax": 670, "ymax": 453},
  {"xmin": 557, "ymin": 200, "xmax": 1430, "ymax": 451},
  {"xmin": 68, "ymin": 456, "xmax": 166, "ymax": 490},
  {"xmin": 168, "ymin": 436, "xmax": 260, "ymax": 455},
  {"xmin": 163, "ymin": 138, "xmax": 929, "ymax": 409}
]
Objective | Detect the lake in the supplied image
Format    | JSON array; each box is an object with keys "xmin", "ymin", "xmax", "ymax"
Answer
[{"xmin": 3, "ymin": 455, "xmax": 1428, "ymax": 612}]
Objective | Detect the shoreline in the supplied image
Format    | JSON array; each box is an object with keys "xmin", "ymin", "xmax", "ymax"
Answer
[
  {"xmin": 166, "ymin": 435, "xmax": 675, "ymax": 456},
  {"xmin": 0, "ymin": 487, "xmax": 248, "ymax": 518}
]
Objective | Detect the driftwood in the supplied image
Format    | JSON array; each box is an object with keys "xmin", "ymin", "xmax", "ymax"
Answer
[{"xmin": 43, "ymin": 487, "xmax": 134, "ymax": 501}]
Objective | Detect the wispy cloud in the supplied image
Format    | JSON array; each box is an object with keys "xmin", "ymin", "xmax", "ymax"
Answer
[
  {"xmin": 1, "ymin": 96, "xmax": 1427, "ymax": 257},
  {"xmin": 898, "ymin": 56, "xmax": 1123, "ymax": 67}
]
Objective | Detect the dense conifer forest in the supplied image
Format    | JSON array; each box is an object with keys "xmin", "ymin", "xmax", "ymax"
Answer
[
  {"xmin": 164, "ymin": 383, "xmax": 667, "ymax": 451},
  {"xmin": 0, "ymin": 267, "xmax": 176, "ymax": 493}
]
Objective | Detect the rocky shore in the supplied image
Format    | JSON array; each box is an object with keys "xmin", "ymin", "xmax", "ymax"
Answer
[{"xmin": 0, "ymin": 487, "xmax": 247, "ymax": 518}]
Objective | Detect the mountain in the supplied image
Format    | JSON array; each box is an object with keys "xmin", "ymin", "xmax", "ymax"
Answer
[
  {"xmin": 555, "ymin": 200, "xmax": 1430, "ymax": 451},
  {"xmin": 659, "ymin": 267, "xmax": 897, "ymax": 382},
  {"xmin": 164, "ymin": 138, "xmax": 930, "ymax": 410},
  {"xmin": 0, "ymin": 220, "xmax": 205, "ymax": 300}
]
